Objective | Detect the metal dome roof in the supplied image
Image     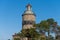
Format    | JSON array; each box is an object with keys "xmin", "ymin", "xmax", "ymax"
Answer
[{"xmin": 22, "ymin": 4, "xmax": 36, "ymax": 16}]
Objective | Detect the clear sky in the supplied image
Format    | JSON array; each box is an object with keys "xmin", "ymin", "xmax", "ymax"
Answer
[{"xmin": 0, "ymin": 0, "xmax": 60, "ymax": 40}]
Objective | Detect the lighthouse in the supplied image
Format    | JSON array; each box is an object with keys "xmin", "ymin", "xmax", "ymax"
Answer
[
  {"xmin": 13, "ymin": 4, "xmax": 36, "ymax": 40},
  {"xmin": 22, "ymin": 4, "xmax": 36, "ymax": 29}
]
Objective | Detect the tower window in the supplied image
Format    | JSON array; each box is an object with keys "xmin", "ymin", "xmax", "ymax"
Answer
[{"xmin": 22, "ymin": 21, "xmax": 35, "ymax": 25}]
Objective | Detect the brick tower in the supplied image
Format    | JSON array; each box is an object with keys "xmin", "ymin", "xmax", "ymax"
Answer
[{"xmin": 22, "ymin": 4, "xmax": 36, "ymax": 29}]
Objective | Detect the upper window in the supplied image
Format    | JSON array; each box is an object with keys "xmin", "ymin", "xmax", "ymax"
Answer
[{"xmin": 22, "ymin": 21, "xmax": 35, "ymax": 25}]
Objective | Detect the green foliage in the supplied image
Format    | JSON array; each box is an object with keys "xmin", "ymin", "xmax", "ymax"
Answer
[
  {"xmin": 40, "ymin": 20, "xmax": 49, "ymax": 30},
  {"xmin": 34, "ymin": 18, "xmax": 58, "ymax": 40},
  {"xmin": 47, "ymin": 18, "xmax": 54, "ymax": 25},
  {"xmin": 14, "ymin": 18, "xmax": 60, "ymax": 40},
  {"xmin": 21, "ymin": 28, "xmax": 39, "ymax": 38},
  {"xmin": 57, "ymin": 26, "xmax": 60, "ymax": 32}
]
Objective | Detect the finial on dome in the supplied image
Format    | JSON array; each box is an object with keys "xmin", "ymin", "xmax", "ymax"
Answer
[
  {"xmin": 26, "ymin": 4, "xmax": 32, "ymax": 11},
  {"xmin": 26, "ymin": 4, "xmax": 32, "ymax": 7}
]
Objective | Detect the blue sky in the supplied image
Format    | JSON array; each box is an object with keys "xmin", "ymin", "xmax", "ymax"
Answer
[{"xmin": 0, "ymin": 0, "xmax": 60, "ymax": 40}]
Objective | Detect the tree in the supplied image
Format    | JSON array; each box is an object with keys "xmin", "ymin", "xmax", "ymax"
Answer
[
  {"xmin": 34, "ymin": 18, "xmax": 56, "ymax": 40},
  {"xmin": 14, "ymin": 18, "xmax": 60, "ymax": 40},
  {"xmin": 20, "ymin": 28, "xmax": 40, "ymax": 40}
]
